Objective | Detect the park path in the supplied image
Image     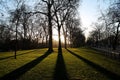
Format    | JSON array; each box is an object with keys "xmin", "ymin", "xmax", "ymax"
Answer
[{"xmin": 92, "ymin": 47, "xmax": 120, "ymax": 60}]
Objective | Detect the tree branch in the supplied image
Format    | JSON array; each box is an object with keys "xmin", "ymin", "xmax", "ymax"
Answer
[
  {"xmin": 42, "ymin": 0, "xmax": 48, "ymax": 4},
  {"xmin": 26, "ymin": 11, "xmax": 47, "ymax": 16}
]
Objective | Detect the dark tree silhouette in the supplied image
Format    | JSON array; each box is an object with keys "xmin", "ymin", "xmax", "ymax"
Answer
[
  {"xmin": 107, "ymin": 1, "xmax": 120, "ymax": 50},
  {"xmin": 10, "ymin": 0, "xmax": 23, "ymax": 59},
  {"xmin": 0, "ymin": 0, "xmax": 85, "ymax": 53}
]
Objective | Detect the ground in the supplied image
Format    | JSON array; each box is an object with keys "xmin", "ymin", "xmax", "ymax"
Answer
[{"xmin": 0, "ymin": 47, "xmax": 120, "ymax": 80}]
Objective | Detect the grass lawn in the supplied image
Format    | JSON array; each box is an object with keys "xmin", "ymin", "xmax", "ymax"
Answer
[{"xmin": 0, "ymin": 48, "xmax": 120, "ymax": 80}]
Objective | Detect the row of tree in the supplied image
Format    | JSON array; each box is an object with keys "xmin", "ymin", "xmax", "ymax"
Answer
[
  {"xmin": 87, "ymin": 0, "xmax": 120, "ymax": 50},
  {"xmin": 0, "ymin": 0, "xmax": 85, "ymax": 54}
]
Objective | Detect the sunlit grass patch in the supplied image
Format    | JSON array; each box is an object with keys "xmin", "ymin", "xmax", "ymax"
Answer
[
  {"xmin": 0, "ymin": 48, "xmax": 47, "ymax": 77},
  {"xmin": 68, "ymin": 48, "xmax": 120, "ymax": 78},
  {"xmin": 0, "ymin": 48, "xmax": 120, "ymax": 80},
  {"xmin": 17, "ymin": 49, "xmax": 58, "ymax": 80},
  {"xmin": 63, "ymin": 49, "xmax": 110, "ymax": 80}
]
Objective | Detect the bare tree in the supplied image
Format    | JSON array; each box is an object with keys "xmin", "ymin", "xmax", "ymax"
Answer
[
  {"xmin": 53, "ymin": 0, "xmax": 71, "ymax": 52},
  {"xmin": 34, "ymin": 0, "xmax": 54, "ymax": 52},
  {"xmin": 10, "ymin": 0, "xmax": 24, "ymax": 59},
  {"xmin": 53, "ymin": 0, "xmax": 80, "ymax": 50},
  {"xmin": 107, "ymin": 0, "xmax": 120, "ymax": 50},
  {"xmin": 41, "ymin": 0, "xmax": 54, "ymax": 52}
]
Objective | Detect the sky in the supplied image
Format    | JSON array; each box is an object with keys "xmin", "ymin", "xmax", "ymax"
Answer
[
  {"xmin": 54, "ymin": 0, "xmax": 111, "ymax": 42},
  {"xmin": 0, "ymin": 0, "xmax": 111, "ymax": 42},
  {"xmin": 79, "ymin": 0, "xmax": 111, "ymax": 39}
]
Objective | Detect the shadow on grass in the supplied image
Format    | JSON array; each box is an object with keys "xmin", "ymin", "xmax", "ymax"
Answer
[
  {"xmin": 0, "ymin": 50, "xmax": 38, "ymax": 60},
  {"xmin": 53, "ymin": 50, "xmax": 69, "ymax": 80},
  {"xmin": 0, "ymin": 51, "xmax": 52, "ymax": 80},
  {"xmin": 67, "ymin": 49, "xmax": 120, "ymax": 80}
]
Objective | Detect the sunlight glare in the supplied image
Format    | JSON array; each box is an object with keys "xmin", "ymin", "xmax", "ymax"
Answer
[{"xmin": 53, "ymin": 29, "xmax": 64, "ymax": 43}]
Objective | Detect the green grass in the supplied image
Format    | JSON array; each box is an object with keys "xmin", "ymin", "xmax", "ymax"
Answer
[{"xmin": 0, "ymin": 48, "xmax": 120, "ymax": 80}]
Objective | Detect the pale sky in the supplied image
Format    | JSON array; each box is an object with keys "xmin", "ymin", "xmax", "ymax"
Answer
[
  {"xmin": 0, "ymin": 0, "xmax": 111, "ymax": 41},
  {"xmin": 79, "ymin": 0, "xmax": 111, "ymax": 39}
]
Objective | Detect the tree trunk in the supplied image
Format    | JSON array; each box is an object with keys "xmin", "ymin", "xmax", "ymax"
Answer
[
  {"xmin": 46, "ymin": 35, "xmax": 48, "ymax": 47},
  {"xmin": 23, "ymin": 23, "xmax": 26, "ymax": 49},
  {"xmin": 64, "ymin": 27, "xmax": 67, "ymax": 49},
  {"xmin": 112, "ymin": 23, "xmax": 119, "ymax": 50},
  {"xmin": 62, "ymin": 25, "xmax": 67, "ymax": 49},
  {"xmin": 113, "ymin": 35, "xmax": 118, "ymax": 50},
  {"xmin": 58, "ymin": 27, "xmax": 62, "ymax": 53},
  {"xmin": 42, "ymin": 36, "xmax": 44, "ymax": 45},
  {"xmin": 48, "ymin": 4, "xmax": 53, "ymax": 52},
  {"xmin": 70, "ymin": 30, "xmax": 72, "ymax": 48},
  {"xmin": 64, "ymin": 35, "xmax": 67, "ymax": 49},
  {"xmin": 15, "ymin": 21, "xmax": 18, "ymax": 59}
]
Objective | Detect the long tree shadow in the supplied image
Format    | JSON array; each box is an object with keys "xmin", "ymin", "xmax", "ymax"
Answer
[
  {"xmin": 0, "ymin": 49, "xmax": 39, "ymax": 60},
  {"xmin": 0, "ymin": 51, "xmax": 52, "ymax": 80},
  {"xmin": 53, "ymin": 50, "xmax": 69, "ymax": 80},
  {"xmin": 67, "ymin": 49, "xmax": 120, "ymax": 80}
]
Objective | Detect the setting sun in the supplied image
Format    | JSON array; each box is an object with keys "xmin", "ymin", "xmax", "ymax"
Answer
[
  {"xmin": 53, "ymin": 35, "xmax": 65, "ymax": 43},
  {"xmin": 53, "ymin": 29, "xmax": 65, "ymax": 43}
]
